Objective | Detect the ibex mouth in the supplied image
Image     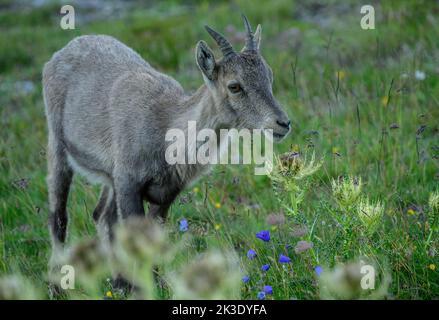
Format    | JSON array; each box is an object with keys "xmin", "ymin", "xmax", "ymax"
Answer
[{"xmin": 273, "ymin": 132, "xmax": 286, "ymax": 139}]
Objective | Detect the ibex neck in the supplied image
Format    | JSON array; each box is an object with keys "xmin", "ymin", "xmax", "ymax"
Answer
[{"xmin": 176, "ymin": 85, "xmax": 221, "ymax": 132}]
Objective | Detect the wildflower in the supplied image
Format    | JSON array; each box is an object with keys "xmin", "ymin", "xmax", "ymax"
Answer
[
  {"xmin": 66, "ymin": 238, "xmax": 108, "ymax": 280},
  {"xmin": 214, "ymin": 223, "xmax": 222, "ymax": 231},
  {"xmin": 314, "ymin": 265, "xmax": 323, "ymax": 276},
  {"xmin": 357, "ymin": 198, "xmax": 384, "ymax": 234},
  {"xmin": 114, "ymin": 216, "xmax": 168, "ymax": 265},
  {"xmin": 266, "ymin": 212, "xmax": 286, "ymax": 225},
  {"xmin": 0, "ymin": 275, "xmax": 40, "ymax": 300},
  {"xmin": 261, "ymin": 264, "xmax": 270, "ymax": 272},
  {"xmin": 105, "ymin": 291, "xmax": 113, "ymax": 299},
  {"xmin": 193, "ymin": 187, "xmax": 199, "ymax": 193},
  {"xmin": 331, "ymin": 176, "xmax": 362, "ymax": 209},
  {"xmin": 263, "ymin": 285, "xmax": 273, "ymax": 295},
  {"xmin": 415, "ymin": 70, "xmax": 426, "ymax": 81},
  {"xmin": 279, "ymin": 254, "xmax": 291, "ymax": 263},
  {"xmin": 255, "ymin": 230, "xmax": 270, "ymax": 242},
  {"xmin": 319, "ymin": 261, "xmax": 390, "ymax": 299},
  {"xmin": 257, "ymin": 291, "xmax": 266, "ymax": 300},
  {"xmin": 214, "ymin": 202, "xmax": 221, "ymax": 209},
  {"xmin": 275, "ymin": 152, "xmax": 322, "ymax": 180},
  {"xmin": 247, "ymin": 249, "xmax": 257, "ymax": 260},
  {"xmin": 294, "ymin": 240, "xmax": 313, "ymax": 254},
  {"xmin": 179, "ymin": 219, "xmax": 188, "ymax": 232},
  {"xmin": 12, "ymin": 178, "xmax": 29, "ymax": 190},
  {"xmin": 428, "ymin": 191, "xmax": 439, "ymax": 212},
  {"xmin": 429, "ymin": 264, "xmax": 436, "ymax": 271},
  {"xmin": 291, "ymin": 225, "xmax": 308, "ymax": 238},
  {"xmin": 381, "ymin": 96, "xmax": 389, "ymax": 107},
  {"xmin": 336, "ymin": 70, "xmax": 346, "ymax": 80},
  {"xmin": 171, "ymin": 250, "xmax": 241, "ymax": 299},
  {"xmin": 242, "ymin": 276, "xmax": 250, "ymax": 283},
  {"xmin": 407, "ymin": 208, "xmax": 416, "ymax": 216},
  {"xmin": 332, "ymin": 146, "xmax": 340, "ymax": 156}
]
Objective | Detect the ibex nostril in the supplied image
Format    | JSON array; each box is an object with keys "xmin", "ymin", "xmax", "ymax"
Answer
[{"xmin": 276, "ymin": 120, "xmax": 291, "ymax": 129}]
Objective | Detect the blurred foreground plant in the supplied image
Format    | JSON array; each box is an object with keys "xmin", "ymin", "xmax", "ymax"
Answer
[
  {"xmin": 169, "ymin": 250, "xmax": 241, "ymax": 299},
  {"xmin": 319, "ymin": 260, "xmax": 390, "ymax": 300}
]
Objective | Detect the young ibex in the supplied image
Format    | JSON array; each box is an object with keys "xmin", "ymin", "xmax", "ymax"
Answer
[{"xmin": 43, "ymin": 15, "xmax": 290, "ymax": 265}]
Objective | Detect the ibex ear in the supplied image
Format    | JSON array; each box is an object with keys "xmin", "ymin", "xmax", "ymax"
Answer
[
  {"xmin": 254, "ymin": 24, "xmax": 262, "ymax": 50},
  {"xmin": 196, "ymin": 40, "xmax": 216, "ymax": 81}
]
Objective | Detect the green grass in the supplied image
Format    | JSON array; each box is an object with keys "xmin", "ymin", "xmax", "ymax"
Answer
[{"xmin": 0, "ymin": 0, "xmax": 438, "ymax": 299}]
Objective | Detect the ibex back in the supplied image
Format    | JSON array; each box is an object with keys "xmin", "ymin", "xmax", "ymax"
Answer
[{"xmin": 43, "ymin": 15, "xmax": 290, "ymax": 267}]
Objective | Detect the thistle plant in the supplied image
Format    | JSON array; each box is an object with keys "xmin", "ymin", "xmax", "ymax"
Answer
[
  {"xmin": 425, "ymin": 191, "xmax": 439, "ymax": 248},
  {"xmin": 112, "ymin": 216, "xmax": 171, "ymax": 298},
  {"xmin": 428, "ymin": 191, "xmax": 439, "ymax": 213},
  {"xmin": 0, "ymin": 275, "xmax": 42, "ymax": 300},
  {"xmin": 63, "ymin": 238, "xmax": 110, "ymax": 297},
  {"xmin": 270, "ymin": 151, "xmax": 322, "ymax": 218},
  {"xmin": 357, "ymin": 198, "xmax": 384, "ymax": 235},
  {"xmin": 331, "ymin": 176, "xmax": 362, "ymax": 211},
  {"xmin": 169, "ymin": 250, "xmax": 241, "ymax": 299},
  {"xmin": 318, "ymin": 260, "xmax": 390, "ymax": 300}
]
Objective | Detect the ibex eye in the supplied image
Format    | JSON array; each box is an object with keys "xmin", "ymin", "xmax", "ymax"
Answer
[{"xmin": 228, "ymin": 83, "xmax": 242, "ymax": 94}]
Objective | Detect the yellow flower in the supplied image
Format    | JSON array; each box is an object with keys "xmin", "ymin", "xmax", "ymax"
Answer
[
  {"xmin": 271, "ymin": 225, "xmax": 277, "ymax": 232},
  {"xmin": 214, "ymin": 223, "xmax": 221, "ymax": 231},
  {"xmin": 214, "ymin": 202, "xmax": 221, "ymax": 209},
  {"xmin": 193, "ymin": 187, "xmax": 199, "ymax": 193},
  {"xmin": 407, "ymin": 208, "xmax": 416, "ymax": 216},
  {"xmin": 429, "ymin": 264, "xmax": 436, "ymax": 271},
  {"xmin": 381, "ymin": 96, "xmax": 389, "ymax": 107},
  {"xmin": 106, "ymin": 291, "xmax": 113, "ymax": 298},
  {"xmin": 292, "ymin": 144, "xmax": 300, "ymax": 153},
  {"xmin": 336, "ymin": 70, "xmax": 346, "ymax": 80}
]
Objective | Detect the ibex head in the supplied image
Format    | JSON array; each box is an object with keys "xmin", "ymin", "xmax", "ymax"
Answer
[{"xmin": 196, "ymin": 15, "xmax": 291, "ymax": 141}]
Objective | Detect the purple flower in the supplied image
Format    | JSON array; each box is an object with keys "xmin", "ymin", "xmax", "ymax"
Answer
[
  {"xmin": 179, "ymin": 219, "xmax": 188, "ymax": 232},
  {"xmin": 261, "ymin": 264, "xmax": 270, "ymax": 272},
  {"xmin": 247, "ymin": 249, "xmax": 257, "ymax": 259},
  {"xmin": 257, "ymin": 291, "xmax": 266, "ymax": 300},
  {"xmin": 279, "ymin": 254, "xmax": 291, "ymax": 263},
  {"xmin": 263, "ymin": 285, "xmax": 273, "ymax": 295},
  {"xmin": 242, "ymin": 275, "xmax": 250, "ymax": 283},
  {"xmin": 256, "ymin": 230, "xmax": 270, "ymax": 242},
  {"xmin": 314, "ymin": 265, "xmax": 323, "ymax": 276}
]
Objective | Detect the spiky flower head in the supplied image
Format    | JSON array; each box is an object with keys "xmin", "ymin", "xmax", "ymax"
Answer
[
  {"xmin": 275, "ymin": 152, "xmax": 322, "ymax": 180},
  {"xmin": 319, "ymin": 261, "xmax": 390, "ymax": 299},
  {"xmin": 429, "ymin": 191, "xmax": 439, "ymax": 211},
  {"xmin": 331, "ymin": 176, "xmax": 362, "ymax": 209},
  {"xmin": 319, "ymin": 262, "xmax": 364, "ymax": 299},
  {"xmin": 0, "ymin": 275, "xmax": 40, "ymax": 300},
  {"xmin": 357, "ymin": 198, "xmax": 384, "ymax": 235},
  {"xmin": 66, "ymin": 238, "xmax": 109, "ymax": 281},
  {"xmin": 114, "ymin": 216, "xmax": 168, "ymax": 265},
  {"xmin": 170, "ymin": 250, "xmax": 241, "ymax": 299}
]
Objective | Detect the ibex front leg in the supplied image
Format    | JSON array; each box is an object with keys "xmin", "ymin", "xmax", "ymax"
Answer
[
  {"xmin": 148, "ymin": 203, "xmax": 171, "ymax": 223},
  {"xmin": 114, "ymin": 176, "xmax": 145, "ymax": 219}
]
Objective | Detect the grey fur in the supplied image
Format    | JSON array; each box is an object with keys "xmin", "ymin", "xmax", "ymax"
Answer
[{"xmin": 43, "ymin": 17, "xmax": 290, "ymax": 265}]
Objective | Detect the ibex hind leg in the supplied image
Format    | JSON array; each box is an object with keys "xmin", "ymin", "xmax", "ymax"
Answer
[{"xmin": 46, "ymin": 135, "xmax": 73, "ymax": 295}]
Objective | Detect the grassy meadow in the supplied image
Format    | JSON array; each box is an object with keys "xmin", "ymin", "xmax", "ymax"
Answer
[{"xmin": 0, "ymin": 0, "xmax": 438, "ymax": 299}]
